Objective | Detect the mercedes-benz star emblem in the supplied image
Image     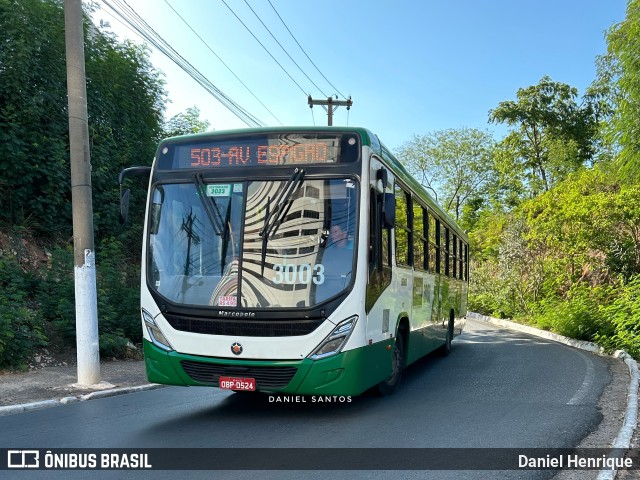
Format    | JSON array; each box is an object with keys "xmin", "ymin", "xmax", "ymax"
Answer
[{"xmin": 231, "ymin": 342, "xmax": 243, "ymax": 355}]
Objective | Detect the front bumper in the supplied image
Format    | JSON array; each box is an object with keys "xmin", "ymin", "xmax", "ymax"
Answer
[{"xmin": 144, "ymin": 338, "xmax": 393, "ymax": 396}]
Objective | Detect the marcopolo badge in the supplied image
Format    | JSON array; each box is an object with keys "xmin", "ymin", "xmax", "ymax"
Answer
[{"xmin": 230, "ymin": 342, "xmax": 243, "ymax": 355}]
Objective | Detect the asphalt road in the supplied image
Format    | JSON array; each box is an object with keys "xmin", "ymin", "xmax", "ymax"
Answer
[{"xmin": 0, "ymin": 319, "xmax": 616, "ymax": 479}]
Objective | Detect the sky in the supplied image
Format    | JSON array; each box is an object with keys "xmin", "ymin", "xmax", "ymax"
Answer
[{"xmin": 91, "ymin": 0, "xmax": 628, "ymax": 151}]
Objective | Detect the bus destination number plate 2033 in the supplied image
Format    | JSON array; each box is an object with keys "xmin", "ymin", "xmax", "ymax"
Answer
[{"xmin": 219, "ymin": 376, "xmax": 256, "ymax": 391}]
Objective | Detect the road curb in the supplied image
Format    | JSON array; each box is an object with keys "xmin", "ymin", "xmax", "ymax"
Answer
[
  {"xmin": 467, "ymin": 312, "xmax": 639, "ymax": 480},
  {"xmin": 0, "ymin": 383, "xmax": 166, "ymax": 417}
]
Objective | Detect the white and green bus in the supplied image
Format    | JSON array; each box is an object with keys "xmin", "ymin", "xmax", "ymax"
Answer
[{"xmin": 119, "ymin": 127, "xmax": 468, "ymax": 396}]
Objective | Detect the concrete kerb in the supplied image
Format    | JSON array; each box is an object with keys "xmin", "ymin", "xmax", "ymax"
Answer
[
  {"xmin": 0, "ymin": 383, "xmax": 166, "ymax": 417},
  {"xmin": 467, "ymin": 312, "xmax": 639, "ymax": 480}
]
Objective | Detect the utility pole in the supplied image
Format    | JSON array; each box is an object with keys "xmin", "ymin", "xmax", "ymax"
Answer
[
  {"xmin": 308, "ymin": 96, "xmax": 353, "ymax": 126},
  {"xmin": 64, "ymin": 0, "xmax": 101, "ymax": 386}
]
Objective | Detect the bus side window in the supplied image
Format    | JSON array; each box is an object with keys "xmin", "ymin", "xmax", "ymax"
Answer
[
  {"xmin": 435, "ymin": 217, "xmax": 441, "ymax": 274},
  {"xmin": 458, "ymin": 238, "xmax": 464, "ymax": 280},
  {"xmin": 368, "ymin": 188, "xmax": 391, "ymax": 273},
  {"xmin": 413, "ymin": 203, "xmax": 426, "ymax": 271},
  {"xmin": 452, "ymin": 233, "xmax": 458, "ymax": 279},
  {"xmin": 394, "ymin": 184, "xmax": 410, "ymax": 267},
  {"xmin": 465, "ymin": 243, "xmax": 469, "ymax": 281},
  {"xmin": 442, "ymin": 226, "xmax": 449, "ymax": 276},
  {"xmin": 428, "ymin": 212, "xmax": 436, "ymax": 273},
  {"xmin": 446, "ymin": 229, "xmax": 452, "ymax": 277}
]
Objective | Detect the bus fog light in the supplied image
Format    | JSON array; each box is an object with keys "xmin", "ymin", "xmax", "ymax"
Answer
[
  {"xmin": 142, "ymin": 309, "xmax": 174, "ymax": 352},
  {"xmin": 309, "ymin": 316, "xmax": 357, "ymax": 360}
]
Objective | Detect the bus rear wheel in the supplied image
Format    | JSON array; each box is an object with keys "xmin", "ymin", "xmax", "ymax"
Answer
[
  {"xmin": 439, "ymin": 314, "xmax": 454, "ymax": 357},
  {"xmin": 376, "ymin": 333, "xmax": 405, "ymax": 396}
]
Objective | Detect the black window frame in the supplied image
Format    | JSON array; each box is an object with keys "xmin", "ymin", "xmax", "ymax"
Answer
[
  {"xmin": 412, "ymin": 202, "xmax": 427, "ymax": 271},
  {"xmin": 394, "ymin": 183, "xmax": 412, "ymax": 267}
]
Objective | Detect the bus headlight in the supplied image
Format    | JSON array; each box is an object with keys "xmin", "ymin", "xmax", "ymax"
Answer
[
  {"xmin": 142, "ymin": 308, "xmax": 174, "ymax": 352},
  {"xmin": 309, "ymin": 316, "xmax": 358, "ymax": 360}
]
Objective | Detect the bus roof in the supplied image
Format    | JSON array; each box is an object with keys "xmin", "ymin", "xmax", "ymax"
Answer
[{"xmin": 159, "ymin": 126, "xmax": 378, "ymax": 146}]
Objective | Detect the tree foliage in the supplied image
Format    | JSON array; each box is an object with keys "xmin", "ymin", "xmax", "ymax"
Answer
[
  {"xmin": 395, "ymin": 128, "xmax": 496, "ymax": 223},
  {"xmin": 470, "ymin": 166, "xmax": 640, "ymax": 351},
  {"xmin": 595, "ymin": 277, "xmax": 640, "ymax": 358},
  {"xmin": 522, "ymin": 169, "xmax": 640, "ymax": 283},
  {"xmin": 489, "ymin": 76, "xmax": 599, "ymax": 195},
  {"xmin": 0, "ymin": 0, "xmax": 166, "ymax": 366},
  {"xmin": 0, "ymin": 0, "xmax": 69, "ymax": 234},
  {"xmin": 164, "ymin": 106, "xmax": 210, "ymax": 138},
  {"xmin": 0, "ymin": 0, "xmax": 165, "ymax": 240},
  {"xmin": 468, "ymin": 17, "xmax": 640, "ymax": 356},
  {"xmin": 598, "ymin": 0, "xmax": 640, "ymax": 179},
  {"xmin": 0, "ymin": 256, "xmax": 47, "ymax": 368}
]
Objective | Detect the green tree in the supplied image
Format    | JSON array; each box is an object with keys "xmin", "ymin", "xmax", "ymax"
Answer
[
  {"xmin": 0, "ymin": 0, "xmax": 166, "ymax": 240},
  {"xmin": 395, "ymin": 128, "xmax": 496, "ymax": 221},
  {"xmin": 0, "ymin": 0, "xmax": 167, "ymax": 364},
  {"xmin": 489, "ymin": 76, "xmax": 598, "ymax": 194},
  {"xmin": 164, "ymin": 106, "xmax": 210, "ymax": 138},
  {"xmin": 0, "ymin": 0, "xmax": 69, "ymax": 234},
  {"xmin": 86, "ymin": 36, "xmax": 165, "ymax": 242},
  {"xmin": 486, "ymin": 138, "xmax": 526, "ymax": 210},
  {"xmin": 584, "ymin": 53, "xmax": 619, "ymax": 166},
  {"xmin": 597, "ymin": 0, "xmax": 640, "ymax": 178},
  {"xmin": 523, "ymin": 168, "xmax": 640, "ymax": 282},
  {"xmin": 595, "ymin": 277, "xmax": 640, "ymax": 358}
]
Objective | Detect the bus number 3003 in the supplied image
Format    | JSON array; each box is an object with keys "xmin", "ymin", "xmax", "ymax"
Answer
[{"xmin": 272, "ymin": 264, "xmax": 324, "ymax": 285}]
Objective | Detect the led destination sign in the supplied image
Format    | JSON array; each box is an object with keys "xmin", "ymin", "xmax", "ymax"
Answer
[
  {"xmin": 158, "ymin": 133, "xmax": 360, "ymax": 170},
  {"xmin": 191, "ymin": 143, "xmax": 328, "ymax": 167}
]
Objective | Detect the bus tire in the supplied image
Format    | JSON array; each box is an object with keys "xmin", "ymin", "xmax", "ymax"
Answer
[
  {"xmin": 376, "ymin": 331, "xmax": 405, "ymax": 396},
  {"xmin": 439, "ymin": 313, "xmax": 454, "ymax": 357}
]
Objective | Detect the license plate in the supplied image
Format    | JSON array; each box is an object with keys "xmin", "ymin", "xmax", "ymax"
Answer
[{"xmin": 219, "ymin": 376, "xmax": 256, "ymax": 391}]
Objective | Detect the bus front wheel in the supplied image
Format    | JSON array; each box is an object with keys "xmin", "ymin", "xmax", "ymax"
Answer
[{"xmin": 376, "ymin": 333, "xmax": 405, "ymax": 396}]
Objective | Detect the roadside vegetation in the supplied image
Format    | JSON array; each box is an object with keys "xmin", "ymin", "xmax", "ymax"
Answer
[
  {"xmin": 0, "ymin": 0, "xmax": 207, "ymax": 368},
  {"xmin": 0, "ymin": 0, "xmax": 637, "ymax": 368}
]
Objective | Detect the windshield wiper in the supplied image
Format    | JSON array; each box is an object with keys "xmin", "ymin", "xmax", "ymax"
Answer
[
  {"xmin": 260, "ymin": 197, "xmax": 271, "ymax": 276},
  {"xmin": 259, "ymin": 168, "xmax": 305, "ymax": 275},
  {"xmin": 219, "ymin": 199, "xmax": 233, "ymax": 275},
  {"xmin": 193, "ymin": 173, "xmax": 224, "ymax": 237}
]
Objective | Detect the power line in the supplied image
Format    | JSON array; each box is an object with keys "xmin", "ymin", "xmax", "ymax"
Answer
[
  {"xmin": 98, "ymin": 9, "xmax": 145, "ymax": 43},
  {"xmin": 267, "ymin": 0, "xmax": 345, "ymax": 99},
  {"xmin": 101, "ymin": 0, "xmax": 267, "ymax": 128},
  {"xmin": 220, "ymin": 0, "xmax": 308, "ymax": 97},
  {"xmin": 243, "ymin": 0, "xmax": 327, "ymax": 97},
  {"xmin": 163, "ymin": 0, "xmax": 283, "ymax": 126}
]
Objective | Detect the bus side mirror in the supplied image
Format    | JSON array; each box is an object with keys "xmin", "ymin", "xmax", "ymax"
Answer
[
  {"xmin": 383, "ymin": 193, "xmax": 395, "ymax": 229},
  {"xmin": 376, "ymin": 168, "xmax": 388, "ymax": 193},
  {"xmin": 118, "ymin": 166, "xmax": 151, "ymax": 226},
  {"xmin": 119, "ymin": 188, "xmax": 131, "ymax": 225}
]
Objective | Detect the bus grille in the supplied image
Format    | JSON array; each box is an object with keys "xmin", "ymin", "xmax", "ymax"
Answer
[
  {"xmin": 164, "ymin": 314, "xmax": 323, "ymax": 337},
  {"xmin": 180, "ymin": 361, "xmax": 297, "ymax": 389}
]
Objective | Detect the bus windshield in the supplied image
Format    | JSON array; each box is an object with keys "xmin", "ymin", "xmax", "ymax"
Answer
[{"xmin": 148, "ymin": 177, "xmax": 358, "ymax": 309}]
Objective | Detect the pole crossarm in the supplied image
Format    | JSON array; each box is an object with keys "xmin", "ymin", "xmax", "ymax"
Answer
[{"xmin": 308, "ymin": 95, "xmax": 353, "ymax": 126}]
